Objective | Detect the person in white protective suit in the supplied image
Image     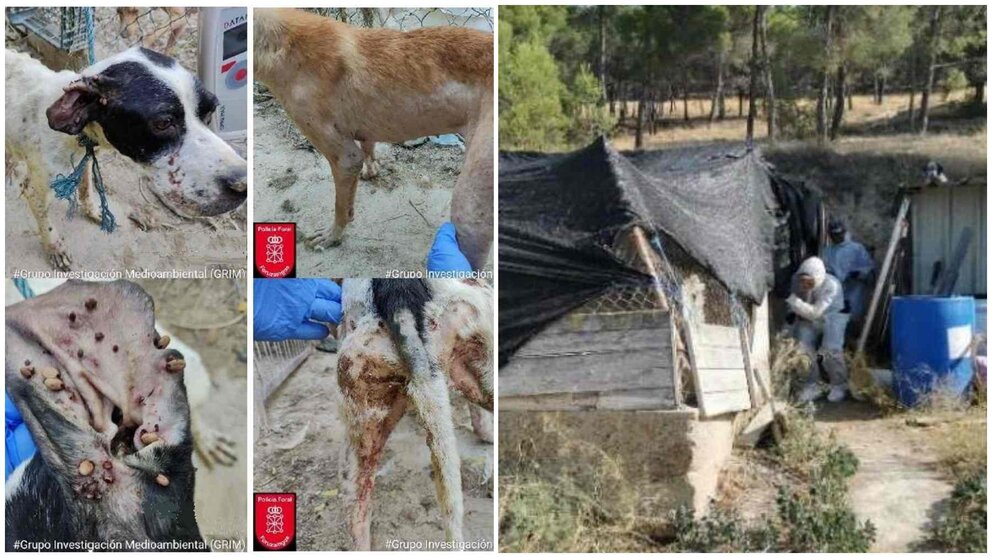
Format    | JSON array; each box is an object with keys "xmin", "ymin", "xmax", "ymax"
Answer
[
  {"xmin": 822, "ymin": 218, "xmax": 875, "ymax": 328},
  {"xmin": 787, "ymin": 256, "xmax": 850, "ymax": 403}
]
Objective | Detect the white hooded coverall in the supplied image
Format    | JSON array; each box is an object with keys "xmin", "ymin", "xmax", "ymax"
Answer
[{"xmin": 787, "ymin": 257, "xmax": 849, "ymax": 387}]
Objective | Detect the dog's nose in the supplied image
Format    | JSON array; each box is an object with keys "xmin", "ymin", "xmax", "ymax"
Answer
[{"xmin": 217, "ymin": 172, "xmax": 247, "ymax": 194}]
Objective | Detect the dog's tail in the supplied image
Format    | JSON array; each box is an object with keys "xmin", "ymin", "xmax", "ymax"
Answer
[{"xmin": 371, "ymin": 279, "xmax": 464, "ymax": 543}]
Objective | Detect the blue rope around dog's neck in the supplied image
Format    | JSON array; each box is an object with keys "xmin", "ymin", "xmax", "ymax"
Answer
[{"xmin": 50, "ymin": 134, "xmax": 116, "ymax": 233}]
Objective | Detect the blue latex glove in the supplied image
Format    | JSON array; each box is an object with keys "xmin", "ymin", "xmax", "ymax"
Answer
[
  {"xmin": 427, "ymin": 222, "xmax": 472, "ymax": 272},
  {"xmin": 254, "ymin": 279, "xmax": 342, "ymax": 341},
  {"xmin": 6, "ymin": 392, "xmax": 36, "ymax": 479}
]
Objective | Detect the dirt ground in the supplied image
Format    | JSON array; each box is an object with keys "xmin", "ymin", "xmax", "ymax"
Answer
[
  {"xmin": 5, "ymin": 8, "xmax": 246, "ymax": 275},
  {"xmin": 718, "ymin": 399, "xmax": 982, "ymax": 552},
  {"xmin": 253, "ymin": 95, "xmax": 465, "ymax": 277},
  {"xmin": 253, "ymin": 349, "xmax": 494, "ymax": 551}
]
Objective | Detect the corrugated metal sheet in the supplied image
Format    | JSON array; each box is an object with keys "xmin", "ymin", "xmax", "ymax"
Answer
[{"xmin": 911, "ymin": 185, "xmax": 987, "ymax": 296}]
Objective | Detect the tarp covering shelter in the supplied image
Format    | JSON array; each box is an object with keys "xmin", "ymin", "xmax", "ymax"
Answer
[{"xmin": 499, "ymin": 138, "xmax": 782, "ymax": 365}]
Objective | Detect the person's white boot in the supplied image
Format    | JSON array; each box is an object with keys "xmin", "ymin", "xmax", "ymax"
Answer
[
  {"xmin": 798, "ymin": 383, "xmax": 825, "ymax": 403},
  {"xmin": 827, "ymin": 384, "xmax": 848, "ymax": 403}
]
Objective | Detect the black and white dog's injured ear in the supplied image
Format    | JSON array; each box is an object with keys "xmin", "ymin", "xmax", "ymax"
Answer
[
  {"xmin": 46, "ymin": 76, "xmax": 113, "ymax": 135},
  {"xmin": 45, "ymin": 47, "xmax": 245, "ymax": 217}
]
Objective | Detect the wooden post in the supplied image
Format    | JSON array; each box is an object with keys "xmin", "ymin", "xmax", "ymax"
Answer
[
  {"xmin": 857, "ymin": 196, "xmax": 912, "ymax": 354},
  {"xmin": 629, "ymin": 226, "xmax": 701, "ymax": 411}
]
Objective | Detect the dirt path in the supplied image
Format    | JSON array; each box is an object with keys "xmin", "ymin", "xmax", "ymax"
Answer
[
  {"xmin": 813, "ymin": 401, "xmax": 954, "ymax": 552},
  {"xmin": 254, "ymin": 350, "xmax": 493, "ymax": 551}
]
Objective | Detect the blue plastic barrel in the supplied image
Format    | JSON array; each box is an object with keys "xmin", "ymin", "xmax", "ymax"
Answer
[{"xmin": 891, "ymin": 296, "xmax": 976, "ymax": 407}]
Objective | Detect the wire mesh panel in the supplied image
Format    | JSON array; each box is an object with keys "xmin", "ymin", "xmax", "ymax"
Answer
[
  {"xmin": 311, "ymin": 7, "xmax": 493, "ymax": 31},
  {"xmin": 253, "ymin": 340, "xmax": 315, "ymax": 434},
  {"xmin": 7, "ymin": 7, "xmax": 92, "ymax": 53},
  {"xmin": 577, "ymin": 286, "xmax": 667, "ymax": 315}
]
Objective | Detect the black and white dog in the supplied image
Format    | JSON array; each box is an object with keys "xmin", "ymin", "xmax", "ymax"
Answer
[
  {"xmin": 5, "ymin": 281, "xmax": 203, "ymax": 549},
  {"xmin": 5, "ymin": 47, "xmax": 247, "ymax": 270}
]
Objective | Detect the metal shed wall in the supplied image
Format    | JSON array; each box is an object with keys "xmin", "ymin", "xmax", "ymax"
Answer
[{"xmin": 911, "ymin": 185, "xmax": 987, "ymax": 296}]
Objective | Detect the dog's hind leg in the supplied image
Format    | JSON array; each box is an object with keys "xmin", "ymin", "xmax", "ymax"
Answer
[
  {"xmin": 407, "ymin": 362, "xmax": 464, "ymax": 543},
  {"xmin": 360, "ymin": 140, "xmax": 379, "ymax": 180},
  {"xmin": 450, "ymin": 101, "xmax": 494, "ymax": 270},
  {"xmin": 306, "ymin": 139, "xmax": 362, "ymax": 249},
  {"xmin": 338, "ymin": 330, "xmax": 410, "ymax": 550},
  {"xmin": 163, "ymin": 8, "xmax": 188, "ymax": 54}
]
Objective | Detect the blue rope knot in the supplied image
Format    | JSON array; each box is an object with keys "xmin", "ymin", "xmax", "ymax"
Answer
[{"xmin": 50, "ymin": 134, "xmax": 116, "ymax": 233}]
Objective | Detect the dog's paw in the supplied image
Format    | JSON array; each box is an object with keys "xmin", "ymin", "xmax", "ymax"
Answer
[
  {"xmin": 192, "ymin": 420, "xmax": 237, "ymax": 468},
  {"xmin": 46, "ymin": 240, "xmax": 72, "ymax": 271},
  {"xmin": 360, "ymin": 160, "xmax": 380, "ymax": 180},
  {"xmin": 128, "ymin": 208, "xmax": 157, "ymax": 232},
  {"xmin": 305, "ymin": 228, "xmax": 344, "ymax": 250}
]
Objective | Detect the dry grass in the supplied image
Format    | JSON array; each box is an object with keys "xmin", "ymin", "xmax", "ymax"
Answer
[
  {"xmin": 847, "ymin": 352, "xmax": 903, "ymax": 414},
  {"xmin": 770, "ymin": 334, "xmax": 812, "ymax": 399},
  {"xmin": 498, "ymin": 414, "xmax": 656, "ymax": 553},
  {"xmin": 609, "ymin": 92, "xmax": 977, "ymax": 151}
]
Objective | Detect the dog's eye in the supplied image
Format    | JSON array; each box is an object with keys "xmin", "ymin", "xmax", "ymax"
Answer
[{"xmin": 152, "ymin": 117, "xmax": 175, "ymax": 131}]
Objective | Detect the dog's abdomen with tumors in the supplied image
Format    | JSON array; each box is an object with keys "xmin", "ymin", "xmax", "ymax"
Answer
[{"xmin": 5, "ymin": 280, "xmax": 201, "ymax": 547}]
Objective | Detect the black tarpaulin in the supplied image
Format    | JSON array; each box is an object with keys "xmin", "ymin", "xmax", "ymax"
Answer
[{"xmin": 499, "ymin": 137, "xmax": 778, "ymax": 365}]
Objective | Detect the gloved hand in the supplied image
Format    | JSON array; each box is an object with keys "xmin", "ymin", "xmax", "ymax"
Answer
[
  {"xmin": 254, "ymin": 279, "xmax": 342, "ymax": 341},
  {"xmin": 6, "ymin": 392, "xmax": 36, "ymax": 479},
  {"xmin": 427, "ymin": 222, "xmax": 472, "ymax": 273}
]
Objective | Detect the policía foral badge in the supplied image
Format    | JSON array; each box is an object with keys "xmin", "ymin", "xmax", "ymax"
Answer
[
  {"xmin": 254, "ymin": 493, "xmax": 297, "ymax": 551},
  {"xmin": 254, "ymin": 223, "xmax": 296, "ymax": 278}
]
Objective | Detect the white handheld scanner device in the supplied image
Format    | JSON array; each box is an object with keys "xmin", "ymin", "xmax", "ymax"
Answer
[{"xmin": 198, "ymin": 7, "xmax": 248, "ymax": 142}]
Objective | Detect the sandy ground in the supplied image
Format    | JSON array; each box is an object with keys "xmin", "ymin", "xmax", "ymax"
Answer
[
  {"xmin": 5, "ymin": 9, "xmax": 246, "ymax": 275},
  {"xmin": 253, "ymin": 95, "xmax": 465, "ymax": 277},
  {"xmin": 254, "ymin": 349, "xmax": 494, "ymax": 551}
]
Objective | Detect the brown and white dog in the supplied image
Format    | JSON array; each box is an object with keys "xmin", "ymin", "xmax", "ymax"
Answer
[
  {"xmin": 253, "ymin": 9, "xmax": 494, "ymax": 269},
  {"xmin": 336, "ymin": 279, "xmax": 493, "ymax": 549}
]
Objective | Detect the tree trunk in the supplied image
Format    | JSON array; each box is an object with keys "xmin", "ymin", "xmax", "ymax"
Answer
[
  {"xmin": 746, "ymin": 6, "xmax": 762, "ymax": 142},
  {"xmin": 758, "ymin": 6, "xmax": 775, "ymax": 141},
  {"xmin": 919, "ymin": 6, "xmax": 942, "ymax": 135},
  {"xmin": 830, "ymin": 63, "xmax": 847, "ymax": 140},
  {"xmin": 598, "ymin": 6, "xmax": 608, "ymax": 105},
  {"xmin": 635, "ymin": 89, "xmax": 645, "ymax": 149},
  {"xmin": 619, "ymin": 82, "xmax": 627, "ymax": 123},
  {"xmin": 649, "ymin": 91, "xmax": 657, "ymax": 135},
  {"xmin": 847, "ymin": 82, "xmax": 853, "ymax": 110},
  {"xmin": 816, "ymin": 6, "xmax": 835, "ymax": 143},
  {"xmin": 908, "ymin": 50, "xmax": 917, "ymax": 128},
  {"xmin": 709, "ymin": 52, "xmax": 723, "ymax": 122},
  {"xmin": 738, "ymin": 89, "xmax": 744, "ymax": 117},
  {"xmin": 879, "ymin": 73, "xmax": 886, "ymax": 104},
  {"xmin": 682, "ymin": 68, "xmax": 690, "ymax": 121}
]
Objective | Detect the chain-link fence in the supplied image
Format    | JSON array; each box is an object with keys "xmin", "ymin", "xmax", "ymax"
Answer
[
  {"xmin": 577, "ymin": 286, "xmax": 667, "ymax": 314},
  {"xmin": 92, "ymin": 7, "xmax": 198, "ymax": 67},
  {"xmin": 310, "ymin": 7, "xmax": 492, "ymax": 31}
]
